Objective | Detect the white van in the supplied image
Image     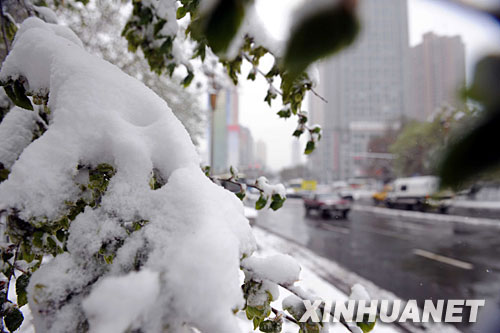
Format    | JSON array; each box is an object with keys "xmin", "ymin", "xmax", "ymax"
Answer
[{"xmin": 385, "ymin": 176, "xmax": 452, "ymax": 212}]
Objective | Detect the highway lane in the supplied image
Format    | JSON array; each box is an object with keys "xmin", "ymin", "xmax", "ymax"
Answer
[{"xmin": 255, "ymin": 199, "xmax": 500, "ymax": 331}]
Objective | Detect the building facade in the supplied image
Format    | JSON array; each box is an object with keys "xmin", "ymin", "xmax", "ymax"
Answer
[
  {"xmin": 309, "ymin": 0, "xmax": 410, "ymax": 182},
  {"xmin": 409, "ymin": 32, "xmax": 466, "ymax": 120}
]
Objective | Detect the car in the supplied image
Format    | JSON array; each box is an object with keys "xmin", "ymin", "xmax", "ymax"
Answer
[{"xmin": 303, "ymin": 193, "xmax": 351, "ymax": 219}]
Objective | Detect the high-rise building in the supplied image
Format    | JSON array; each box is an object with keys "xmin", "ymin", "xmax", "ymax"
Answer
[
  {"xmin": 408, "ymin": 32, "xmax": 466, "ymax": 120},
  {"xmin": 291, "ymin": 139, "xmax": 302, "ymax": 167},
  {"xmin": 309, "ymin": 0, "xmax": 410, "ymax": 182},
  {"xmin": 255, "ymin": 140, "xmax": 267, "ymax": 170},
  {"xmin": 211, "ymin": 88, "xmax": 239, "ymax": 173},
  {"xmin": 238, "ymin": 125, "xmax": 254, "ymax": 170}
]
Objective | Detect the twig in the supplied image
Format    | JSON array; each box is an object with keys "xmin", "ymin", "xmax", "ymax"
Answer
[
  {"xmin": 280, "ymin": 283, "xmax": 354, "ymax": 332},
  {"xmin": 311, "ymin": 88, "xmax": 328, "ymax": 103},
  {"xmin": 0, "ymin": 0, "xmax": 10, "ymax": 54},
  {"xmin": 271, "ymin": 307, "xmax": 297, "ymax": 324},
  {"xmin": 241, "ymin": 52, "xmax": 283, "ymax": 95},
  {"xmin": 4, "ymin": 243, "xmax": 20, "ymax": 303},
  {"xmin": 242, "ymin": 52, "xmax": 329, "ymax": 104},
  {"xmin": 242, "ymin": 265, "xmax": 354, "ymax": 332}
]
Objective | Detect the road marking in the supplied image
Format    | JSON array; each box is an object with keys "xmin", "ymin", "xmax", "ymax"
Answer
[
  {"xmin": 319, "ymin": 223, "xmax": 350, "ymax": 234},
  {"xmin": 413, "ymin": 249, "xmax": 474, "ymax": 270},
  {"xmin": 364, "ymin": 228, "xmax": 412, "ymax": 241}
]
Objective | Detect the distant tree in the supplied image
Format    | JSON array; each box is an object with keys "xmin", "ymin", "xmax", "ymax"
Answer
[
  {"xmin": 364, "ymin": 126, "xmax": 402, "ymax": 181},
  {"xmin": 390, "ymin": 107, "xmax": 478, "ymax": 178}
]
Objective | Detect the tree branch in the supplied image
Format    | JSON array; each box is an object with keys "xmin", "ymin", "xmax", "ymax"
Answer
[{"xmin": 0, "ymin": 0, "xmax": 10, "ymax": 54}]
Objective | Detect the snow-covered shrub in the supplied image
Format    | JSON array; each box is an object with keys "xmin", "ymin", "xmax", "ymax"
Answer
[
  {"xmin": 0, "ymin": 16, "xmax": 313, "ymax": 333},
  {"xmin": 0, "ymin": 2, "xmax": 372, "ymax": 332},
  {"xmin": 0, "ymin": 17, "xmax": 259, "ymax": 332}
]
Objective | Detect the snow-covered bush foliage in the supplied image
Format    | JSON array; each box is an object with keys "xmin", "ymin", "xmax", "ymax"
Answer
[
  {"xmin": 0, "ymin": 1, "xmax": 378, "ymax": 332},
  {"xmin": 51, "ymin": 0, "xmax": 206, "ymax": 146},
  {"xmin": 0, "ymin": 17, "xmax": 261, "ymax": 332},
  {"xmin": 0, "ymin": 16, "xmax": 359, "ymax": 333}
]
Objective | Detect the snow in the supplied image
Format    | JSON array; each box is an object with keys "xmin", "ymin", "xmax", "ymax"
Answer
[
  {"xmin": 256, "ymin": 176, "xmax": 286, "ymax": 198},
  {"xmin": 0, "ymin": 107, "xmax": 37, "ymax": 169},
  {"xmin": 227, "ymin": 4, "xmax": 285, "ymax": 59},
  {"xmin": 82, "ymin": 270, "xmax": 160, "ymax": 333},
  {"xmin": 242, "ymin": 254, "xmax": 301, "ymax": 286},
  {"xmin": 354, "ymin": 204, "xmax": 500, "ymax": 229},
  {"xmin": 349, "ymin": 284, "xmax": 370, "ymax": 302},
  {"xmin": 0, "ymin": 17, "xmax": 258, "ymax": 332},
  {"xmin": 33, "ymin": 6, "xmax": 59, "ymax": 24},
  {"xmin": 143, "ymin": 0, "xmax": 178, "ymax": 37},
  {"xmin": 253, "ymin": 227, "xmax": 461, "ymax": 333}
]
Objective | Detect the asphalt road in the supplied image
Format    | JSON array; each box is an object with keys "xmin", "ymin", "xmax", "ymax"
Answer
[{"xmin": 255, "ymin": 199, "xmax": 500, "ymax": 332}]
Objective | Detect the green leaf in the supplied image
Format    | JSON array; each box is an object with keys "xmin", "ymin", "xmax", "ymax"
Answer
[
  {"xmin": 153, "ymin": 19, "xmax": 167, "ymax": 37},
  {"xmin": 311, "ymin": 126, "xmax": 321, "ymax": 134},
  {"xmin": 467, "ymin": 56, "xmax": 500, "ymax": 108},
  {"xmin": 305, "ymin": 140, "xmax": 315, "ymax": 155},
  {"xmin": 438, "ymin": 107, "xmax": 500, "ymax": 188},
  {"xmin": 13, "ymin": 81, "xmax": 34, "ymax": 111},
  {"xmin": 357, "ymin": 315, "xmax": 376, "ymax": 333},
  {"xmin": 236, "ymin": 191, "xmax": 245, "ymax": 201},
  {"xmin": 3, "ymin": 85, "xmax": 16, "ymax": 103},
  {"xmin": 277, "ymin": 109, "xmax": 291, "ymax": 118},
  {"xmin": 182, "ymin": 71, "xmax": 195, "ymax": 87},
  {"xmin": 5, "ymin": 307, "xmax": 24, "ymax": 332},
  {"xmin": 293, "ymin": 129, "xmax": 304, "ymax": 137},
  {"xmin": 202, "ymin": 0, "xmax": 248, "ymax": 54},
  {"xmin": 176, "ymin": 6, "xmax": 188, "ymax": 19},
  {"xmin": 247, "ymin": 69, "xmax": 256, "ymax": 81},
  {"xmin": 253, "ymin": 316, "xmax": 261, "ymax": 330},
  {"xmin": 15, "ymin": 274, "xmax": 30, "ymax": 307},
  {"xmin": 0, "ymin": 167, "xmax": 9, "ymax": 183},
  {"xmin": 270, "ymin": 194, "xmax": 285, "ymax": 211},
  {"xmin": 283, "ymin": 2, "xmax": 359, "ymax": 80},
  {"xmin": 439, "ymin": 56, "xmax": 500, "ymax": 188},
  {"xmin": 264, "ymin": 88, "xmax": 277, "ymax": 106},
  {"xmin": 255, "ymin": 195, "xmax": 268, "ymax": 210},
  {"xmin": 259, "ymin": 319, "xmax": 282, "ymax": 333}
]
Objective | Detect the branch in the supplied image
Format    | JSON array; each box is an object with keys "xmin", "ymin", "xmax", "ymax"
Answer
[
  {"xmin": 242, "ymin": 265, "xmax": 354, "ymax": 332},
  {"xmin": 0, "ymin": 0, "xmax": 10, "ymax": 54},
  {"xmin": 310, "ymin": 88, "xmax": 328, "ymax": 103},
  {"xmin": 280, "ymin": 283, "xmax": 355, "ymax": 332},
  {"xmin": 242, "ymin": 52, "xmax": 328, "ymax": 104},
  {"xmin": 217, "ymin": 177, "xmax": 263, "ymax": 193},
  {"xmin": 4, "ymin": 243, "xmax": 20, "ymax": 303},
  {"xmin": 241, "ymin": 52, "xmax": 283, "ymax": 96},
  {"xmin": 271, "ymin": 306, "xmax": 297, "ymax": 324}
]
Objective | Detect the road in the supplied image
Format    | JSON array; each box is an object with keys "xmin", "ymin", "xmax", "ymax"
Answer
[{"xmin": 255, "ymin": 199, "xmax": 500, "ymax": 332}]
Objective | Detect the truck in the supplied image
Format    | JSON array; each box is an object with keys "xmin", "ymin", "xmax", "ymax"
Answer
[{"xmin": 384, "ymin": 176, "xmax": 452, "ymax": 212}]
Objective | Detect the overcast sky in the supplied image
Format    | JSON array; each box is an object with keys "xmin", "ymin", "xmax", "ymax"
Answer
[{"xmin": 237, "ymin": 0, "xmax": 500, "ymax": 171}]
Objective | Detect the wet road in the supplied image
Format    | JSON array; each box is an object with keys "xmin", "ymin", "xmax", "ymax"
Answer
[{"xmin": 255, "ymin": 199, "xmax": 500, "ymax": 332}]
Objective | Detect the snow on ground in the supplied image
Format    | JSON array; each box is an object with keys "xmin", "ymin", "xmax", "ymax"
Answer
[
  {"xmin": 252, "ymin": 227, "xmax": 462, "ymax": 333},
  {"xmin": 247, "ymin": 228, "xmax": 399, "ymax": 333},
  {"xmin": 354, "ymin": 205, "xmax": 500, "ymax": 229},
  {"xmin": 451, "ymin": 200, "xmax": 500, "ymax": 210}
]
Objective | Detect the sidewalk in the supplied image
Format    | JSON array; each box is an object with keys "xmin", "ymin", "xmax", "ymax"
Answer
[{"xmin": 252, "ymin": 227, "xmax": 461, "ymax": 333}]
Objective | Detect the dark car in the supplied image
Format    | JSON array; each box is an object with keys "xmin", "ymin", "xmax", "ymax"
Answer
[{"xmin": 303, "ymin": 193, "xmax": 351, "ymax": 219}]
